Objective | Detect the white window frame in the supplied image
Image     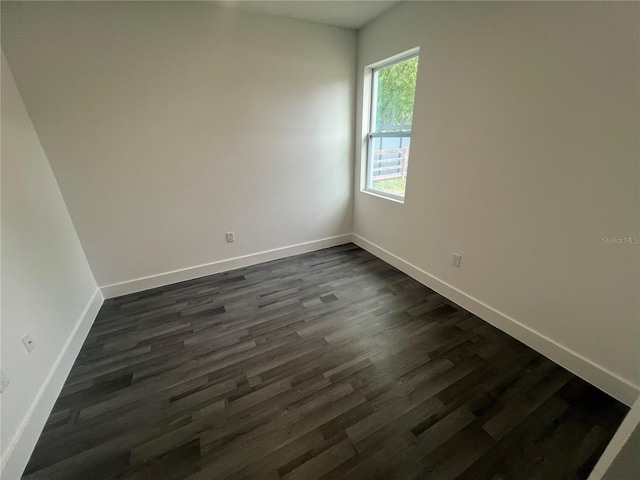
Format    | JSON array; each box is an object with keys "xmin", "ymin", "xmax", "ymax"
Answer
[{"xmin": 362, "ymin": 48, "xmax": 419, "ymax": 203}]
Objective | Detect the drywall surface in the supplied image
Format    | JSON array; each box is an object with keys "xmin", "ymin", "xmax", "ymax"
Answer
[
  {"xmin": 1, "ymin": 2, "xmax": 356, "ymax": 289},
  {"xmin": 354, "ymin": 2, "xmax": 639, "ymax": 399},
  {"xmin": 1, "ymin": 52, "xmax": 100, "ymax": 476}
]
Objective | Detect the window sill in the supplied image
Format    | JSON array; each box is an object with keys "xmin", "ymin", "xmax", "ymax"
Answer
[{"xmin": 361, "ymin": 189, "xmax": 405, "ymax": 204}]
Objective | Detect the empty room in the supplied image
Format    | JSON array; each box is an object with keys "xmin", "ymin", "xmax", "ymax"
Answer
[{"xmin": 1, "ymin": 1, "xmax": 638, "ymax": 479}]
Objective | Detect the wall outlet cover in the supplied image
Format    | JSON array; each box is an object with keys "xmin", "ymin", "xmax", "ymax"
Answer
[
  {"xmin": 0, "ymin": 372, "xmax": 9, "ymax": 394},
  {"xmin": 22, "ymin": 333, "xmax": 36, "ymax": 353}
]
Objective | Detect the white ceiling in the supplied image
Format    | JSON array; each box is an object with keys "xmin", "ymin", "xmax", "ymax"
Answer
[{"xmin": 214, "ymin": 1, "xmax": 400, "ymax": 29}]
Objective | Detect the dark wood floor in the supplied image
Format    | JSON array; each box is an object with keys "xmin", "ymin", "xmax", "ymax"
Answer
[{"xmin": 24, "ymin": 244, "xmax": 628, "ymax": 480}]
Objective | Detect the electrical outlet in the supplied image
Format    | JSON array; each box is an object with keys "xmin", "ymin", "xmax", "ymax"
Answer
[
  {"xmin": 226, "ymin": 231, "xmax": 235, "ymax": 243},
  {"xmin": 0, "ymin": 371, "xmax": 9, "ymax": 394},
  {"xmin": 22, "ymin": 333, "xmax": 36, "ymax": 353},
  {"xmin": 452, "ymin": 253, "xmax": 462, "ymax": 268}
]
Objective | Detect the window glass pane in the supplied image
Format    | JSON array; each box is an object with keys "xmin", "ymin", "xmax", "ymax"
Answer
[
  {"xmin": 373, "ymin": 56, "xmax": 419, "ymax": 132},
  {"xmin": 367, "ymin": 135, "xmax": 411, "ymax": 198}
]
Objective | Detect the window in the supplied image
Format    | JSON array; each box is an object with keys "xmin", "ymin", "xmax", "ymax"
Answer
[{"xmin": 365, "ymin": 51, "xmax": 419, "ymax": 201}]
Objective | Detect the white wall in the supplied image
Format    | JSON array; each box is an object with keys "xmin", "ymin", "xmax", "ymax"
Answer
[
  {"xmin": 1, "ymin": 2, "xmax": 356, "ymax": 294},
  {"xmin": 354, "ymin": 2, "xmax": 639, "ymax": 404},
  {"xmin": 1, "ymin": 52, "xmax": 102, "ymax": 479},
  {"xmin": 0, "ymin": 2, "xmax": 637, "ymax": 476}
]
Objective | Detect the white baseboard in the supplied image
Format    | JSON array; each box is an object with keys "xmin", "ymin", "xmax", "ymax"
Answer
[
  {"xmin": 2, "ymin": 236, "xmax": 635, "ymax": 480},
  {"xmin": 588, "ymin": 396, "xmax": 640, "ymax": 479},
  {"xmin": 100, "ymin": 234, "xmax": 353, "ymax": 299},
  {"xmin": 0, "ymin": 288, "xmax": 104, "ymax": 480},
  {"xmin": 3, "ymin": 236, "xmax": 633, "ymax": 479},
  {"xmin": 352, "ymin": 234, "xmax": 639, "ymax": 406}
]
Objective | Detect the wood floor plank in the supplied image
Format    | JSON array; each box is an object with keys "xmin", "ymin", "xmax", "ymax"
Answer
[
  {"xmin": 23, "ymin": 244, "xmax": 628, "ymax": 479},
  {"xmin": 282, "ymin": 438, "xmax": 356, "ymax": 480}
]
